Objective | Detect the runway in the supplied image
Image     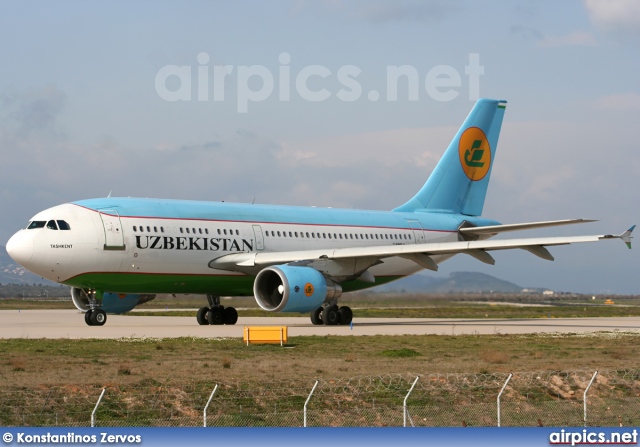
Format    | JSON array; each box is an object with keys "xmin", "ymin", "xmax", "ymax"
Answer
[{"xmin": 1, "ymin": 310, "xmax": 639, "ymax": 339}]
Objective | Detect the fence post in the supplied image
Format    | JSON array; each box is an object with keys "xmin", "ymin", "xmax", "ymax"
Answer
[
  {"xmin": 91, "ymin": 388, "xmax": 106, "ymax": 428},
  {"xmin": 203, "ymin": 384, "xmax": 219, "ymax": 428},
  {"xmin": 584, "ymin": 370, "xmax": 598, "ymax": 427},
  {"xmin": 403, "ymin": 376, "xmax": 419, "ymax": 427},
  {"xmin": 304, "ymin": 380, "xmax": 319, "ymax": 428},
  {"xmin": 497, "ymin": 373, "xmax": 512, "ymax": 427}
]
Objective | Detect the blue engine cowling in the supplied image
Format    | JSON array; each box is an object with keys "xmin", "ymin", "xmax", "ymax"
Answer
[
  {"xmin": 253, "ymin": 265, "xmax": 342, "ymax": 313},
  {"xmin": 71, "ymin": 288, "xmax": 156, "ymax": 314}
]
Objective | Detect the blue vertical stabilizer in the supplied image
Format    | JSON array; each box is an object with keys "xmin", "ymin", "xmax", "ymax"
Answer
[{"xmin": 394, "ymin": 98, "xmax": 506, "ymax": 216}]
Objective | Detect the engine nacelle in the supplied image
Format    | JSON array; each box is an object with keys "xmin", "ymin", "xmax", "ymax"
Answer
[
  {"xmin": 71, "ymin": 288, "xmax": 156, "ymax": 314},
  {"xmin": 253, "ymin": 265, "xmax": 342, "ymax": 313}
]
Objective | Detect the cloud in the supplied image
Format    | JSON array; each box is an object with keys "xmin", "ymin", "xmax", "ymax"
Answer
[
  {"xmin": 355, "ymin": 0, "xmax": 457, "ymax": 23},
  {"xmin": 510, "ymin": 25, "xmax": 544, "ymax": 43},
  {"xmin": 0, "ymin": 85, "xmax": 66, "ymax": 139},
  {"xmin": 585, "ymin": 0, "xmax": 640, "ymax": 31},
  {"xmin": 538, "ymin": 31, "xmax": 596, "ymax": 47},
  {"xmin": 290, "ymin": 0, "xmax": 456, "ymax": 23},
  {"xmin": 584, "ymin": 0, "xmax": 640, "ymax": 28},
  {"xmin": 592, "ymin": 92, "xmax": 640, "ymax": 111}
]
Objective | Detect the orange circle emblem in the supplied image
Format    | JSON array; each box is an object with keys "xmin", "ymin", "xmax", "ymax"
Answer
[
  {"xmin": 458, "ymin": 127, "xmax": 491, "ymax": 181},
  {"xmin": 304, "ymin": 283, "xmax": 314, "ymax": 297}
]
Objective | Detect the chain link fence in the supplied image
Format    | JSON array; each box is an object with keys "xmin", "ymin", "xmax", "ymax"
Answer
[{"xmin": 2, "ymin": 370, "xmax": 640, "ymax": 427}]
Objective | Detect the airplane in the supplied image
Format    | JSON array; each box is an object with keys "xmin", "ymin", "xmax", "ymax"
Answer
[{"xmin": 5, "ymin": 98, "xmax": 634, "ymax": 327}]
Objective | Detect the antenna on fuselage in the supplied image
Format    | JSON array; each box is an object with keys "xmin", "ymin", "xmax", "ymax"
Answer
[{"xmin": 107, "ymin": 190, "xmax": 112, "ymax": 198}]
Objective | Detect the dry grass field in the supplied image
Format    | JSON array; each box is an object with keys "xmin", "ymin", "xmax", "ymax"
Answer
[{"xmin": 1, "ymin": 332, "xmax": 639, "ymax": 388}]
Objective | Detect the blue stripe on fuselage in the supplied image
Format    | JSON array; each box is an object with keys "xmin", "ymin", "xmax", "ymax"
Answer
[{"xmin": 72, "ymin": 197, "xmax": 500, "ymax": 231}]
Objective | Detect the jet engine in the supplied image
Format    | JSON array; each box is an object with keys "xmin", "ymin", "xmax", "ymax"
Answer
[
  {"xmin": 71, "ymin": 288, "xmax": 156, "ymax": 314},
  {"xmin": 253, "ymin": 265, "xmax": 342, "ymax": 313}
]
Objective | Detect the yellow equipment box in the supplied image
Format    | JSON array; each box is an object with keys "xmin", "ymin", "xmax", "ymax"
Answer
[{"xmin": 243, "ymin": 326, "xmax": 288, "ymax": 346}]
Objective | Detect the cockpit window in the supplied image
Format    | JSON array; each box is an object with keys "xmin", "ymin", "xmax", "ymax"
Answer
[
  {"xmin": 46, "ymin": 220, "xmax": 59, "ymax": 230},
  {"xmin": 27, "ymin": 221, "xmax": 46, "ymax": 229},
  {"xmin": 57, "ymin": 220, "xmax": 71, "ymax": 230}
]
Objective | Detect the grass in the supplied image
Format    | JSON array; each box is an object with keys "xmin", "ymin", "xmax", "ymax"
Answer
[
  {"xmin": 1, "ymin": 333, "xmax": 640, "ymax": 426},
  {"xmin": 1, "ymin": 333, "xmax": 640, "ymax": 388}
]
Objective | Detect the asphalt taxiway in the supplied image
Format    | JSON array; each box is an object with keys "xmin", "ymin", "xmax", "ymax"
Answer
[{"xmin": 0, "ymin": 310, "xmax": 638, "ymax": 339}]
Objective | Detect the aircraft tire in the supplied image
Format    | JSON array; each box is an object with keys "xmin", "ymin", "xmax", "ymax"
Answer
[
  {"xmin": 196, "ymin": 307, "xmax": 210, "ymax": 325},
  {"xmin": 90, "ymin": 309, "xmax": 107, "ymax": 326},
  {"xmin": 338, "ymin": 306, "xmax": 353, "ymax": 325},
  {"xmin": 84, "ymin": 310, "xmax": 93, "ymax": 326},
  {"xmin": 310, "ymin": 307, "xmax": 323, "ymax": 325},
  {"xmin": 322, "ymin": 305, "xmax": 341, "ymax": 325},
  {"xmin": 223, "ymin": 307, "xmax": 238, "ymax": 325},
  {"xmin": 207, "ymin": 307, "xmax": 224, "ymax": 325}
]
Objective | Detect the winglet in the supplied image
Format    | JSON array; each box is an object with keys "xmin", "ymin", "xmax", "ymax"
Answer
[{"xmin": 621, "ymin": 225, "xmax": 635, "ymax": 249}]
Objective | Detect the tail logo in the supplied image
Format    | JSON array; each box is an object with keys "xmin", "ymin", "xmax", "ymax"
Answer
[{"xmin": 459, "ymin": 127, "xmax": 491, "ymax": 181}]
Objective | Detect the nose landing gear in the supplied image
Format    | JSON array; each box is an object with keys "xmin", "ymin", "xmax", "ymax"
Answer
[{"xmin": 84, "ymin": 308, "xmax": 107, "ymax": 326}]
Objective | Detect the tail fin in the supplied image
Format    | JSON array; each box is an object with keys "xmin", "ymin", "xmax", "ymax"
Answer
[{"xmin": 394, "ymin": 98, "xmax": 507, "ymax": 216}]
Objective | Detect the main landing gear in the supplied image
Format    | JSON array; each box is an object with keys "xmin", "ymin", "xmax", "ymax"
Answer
[
  {"xmin": 310, "ymin": 303, "xmax": 353, "ymax": 326},
  {"xmin": 197, "ymin": 294, "xmax": 238, "ymax": 326},
  {"xmin": 84, "ymin": 308, "xmax": 107, "ymax": 326}
]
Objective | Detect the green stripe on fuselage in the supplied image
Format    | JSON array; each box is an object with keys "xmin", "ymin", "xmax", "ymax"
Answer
[{"xmin": 62, "ymin": 273, "xmax": 403, "ymax": 295}]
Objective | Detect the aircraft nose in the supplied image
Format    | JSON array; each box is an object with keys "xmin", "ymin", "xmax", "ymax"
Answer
[{"xmin": 6, "ymin": 231, "xmax": 34, "ymax": 266}]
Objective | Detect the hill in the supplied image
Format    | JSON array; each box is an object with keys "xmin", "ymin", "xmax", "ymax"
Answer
[
  {"xmin": 0, "ymin": 245, "xmax": 56, "ymax": 285},
  {"xmin": 372, "ymin": 271, "xmax": 543, "ymax": 294}
]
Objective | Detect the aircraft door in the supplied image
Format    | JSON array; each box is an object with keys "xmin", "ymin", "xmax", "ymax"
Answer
[
  {"xmin": 98, "ymin": 210, "xmax": 126, "ymax": 250},
  {"xmin": 252, "ymin": 225, "xmax": 265, "ymax": 251},
  {"xmin": 405, "ymin": 219, "xmax": 426, "ymax": 244}
]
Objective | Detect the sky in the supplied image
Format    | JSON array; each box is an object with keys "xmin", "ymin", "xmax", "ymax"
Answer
[{"xmin": 0, "ymin": 0, "xmax": 638, "ymax": 294}]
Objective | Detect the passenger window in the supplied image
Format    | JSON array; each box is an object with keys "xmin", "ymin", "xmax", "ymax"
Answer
[
  {"xmin": 146, "ymin": 226, "xmax": 151, "ymax": 232},
  {"xmin": 161, "ymin": 227, "xmax": 165, "ymax": 233},
  {"xmin": 57, "ymin": 220, "xmax": 71, "ymax": 230},
  {"xmin": 236, "ymin": 230, "xmax": 239, "ymax": 235},
  {"xmin": 192, "ymin": 228, "xmax": 196, "ymax": 234},
  {"xmin": 277, "ymin": 231, "xmax": 281, "ymax": 237},
  {"xmin": 306, "ymin": 232, "xmax": 310, "ymax": 238},
  {"xmin": 205, "ymin": 228, "xmax": 208, "ymax": 234},
  {"xmin": 199, "ymin": 228, "xmax": 202, "ymax": 234},
  {"xmin": 295, "ymin": 232, "xmax": 298, "ymax": 237},
  {"xmin": 154, "ymin": 226, "xmax": 158, "ymax": 232},
  {"xmin": 180, "ymin": 228, "xmax": 183, "ymax": 234},
  {"xmin": 186, "ymin": 228, "xmax": 190, "ymax": 234},
  {"xmin": 133, "ymin": 226, "xmax": 137, "ymax": 232},
  {"xmin": 46, "ymin": 220, "xmax": 59, "ymax": 230},
  {"xmin": 217, "ymin": 229, "xmax": 221, "ymax": 235}
]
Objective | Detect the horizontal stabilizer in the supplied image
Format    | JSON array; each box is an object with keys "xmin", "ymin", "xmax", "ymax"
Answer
[{"xmin": 460, "ymin": 219, "xmax": 597, "ymax": 236}]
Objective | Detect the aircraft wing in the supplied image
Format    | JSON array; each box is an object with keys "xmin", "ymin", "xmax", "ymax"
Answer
[{"xmin": 209, "ymin": 226, "xmax": 634, "ymax": 274}]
